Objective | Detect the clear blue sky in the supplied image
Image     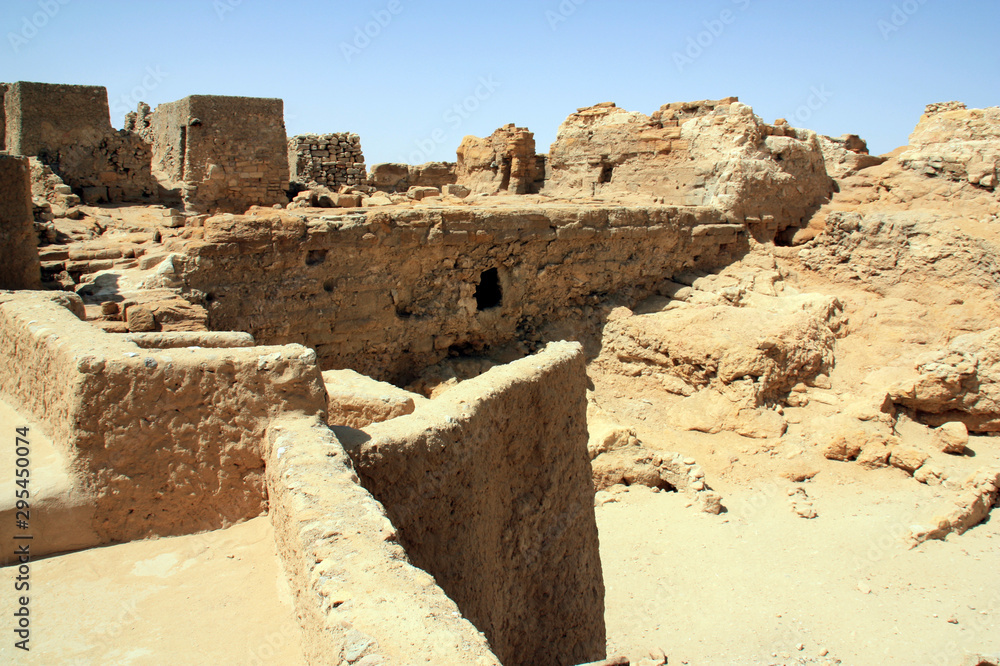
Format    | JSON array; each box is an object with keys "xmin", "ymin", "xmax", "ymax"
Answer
[{"xmin": 3, "ymin": 0, "xmax": 998, "ymax": 165}]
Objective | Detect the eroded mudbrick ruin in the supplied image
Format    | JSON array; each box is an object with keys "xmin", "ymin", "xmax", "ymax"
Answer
[{"xmin": 1, "ymin": 80, "xmax": 999, "ymax": 665}]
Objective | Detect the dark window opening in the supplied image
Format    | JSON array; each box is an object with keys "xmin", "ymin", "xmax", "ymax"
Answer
[
  {"xmin": 774, "ymin": 223, "xmax": 802, "ymax": 248},
  {"xmin": 598, "ymin": 163, "xmax": 614, "ymax": 184},
  {"xmin": 306, "ymin": 250, "xmax": 328, "ymax": 266},
  {"xmin": 475, "ymin": 268, "xmax": 502, "ymax": 311}
]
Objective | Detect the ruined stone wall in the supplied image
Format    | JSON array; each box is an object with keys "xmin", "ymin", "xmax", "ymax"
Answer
[
  {"xmin": 151, "ymin": 95, "xmax": 289, "ymax": 213},
  {"xmin": 288, "ymin": 133, "xmax": 366, "ymax": 188},
  {"xmin": 352, "ymin": 342, "xmax": 605, "ymax": 666},
  {"xmin": 0, "ymin": 292, "xmax": 326, "ymax": 545},
  {"xmin": 703, "ymin": 110, "xmax": 834, "ymax": 242},
  {"xmin": 47, "ymin": 131, "xmax": 158, "ymax": 204},
  {"xmin": 544, "ymin": 101, "xmax": 700, "ymax": 201},
  {"xmin": 3, "ymin": 81, "xmax": 158, "ymax": 203},
  {"xmin": 175, "ymin": 204, "xmax": 746, "ymax": 383},
  {"xmin": 544, "ymin": 99, "xmax": 833, "ymax": 240},
  {"xmin": 0, "ymin": 154, "xmax": 41, "ymax": 289},
  {"xmin": 265, "ymin": 416, "xmax": 502, "ymax": 666},
  {"xmin": 123, "ymin": 102, "xmax": 154, "ymax": 143},
  {"xmin": 456, "ymin": 124, "xmax": 538, "ymax": 194}
]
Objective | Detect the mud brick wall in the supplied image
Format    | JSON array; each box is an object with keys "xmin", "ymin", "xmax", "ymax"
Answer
[
  {"xmin": 3, "ymin": 81, "xmax": 158, "ymax": 203},
  {"xmin": 353, "ymin": 342, "xmax": 605, "ymax": 666},
  {"xmin": 265, "ymin": 416, "xmax": 502, "ymax": 666},
  {"xmin": 151, "ymin": 95, "xmax": 289, "ymax": 213},
  {"xmin": 0, "ymin": 292, "xmax": 327, "ymax": 545},
  {"xmin": 176, "ymin": 204, "xmax": 746, "ymax": 383},
  {"xmin": 288, "ymin": 133, "xmax": 366, "ymax": 188},
  {"xmin": 0, "ymin": 154, "xmax": 41, "ymax": 288}
]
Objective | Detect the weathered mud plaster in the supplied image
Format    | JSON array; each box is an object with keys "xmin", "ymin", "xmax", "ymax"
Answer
[{"xmin": 348, "ymin": 342, "xmax": 606, "ymax": 666}]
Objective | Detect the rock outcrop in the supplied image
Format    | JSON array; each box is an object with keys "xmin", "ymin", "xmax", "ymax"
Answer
[
  {"xmin": 899, "ymin": 102, "xmax": 1000, "ymax": 190},
  {"xmin": 889, "ymin": 328, "xmax": 1000, "ymax": 432},
  {"xmin": 596, "ymin": 253, "xmax": 843, "ymax": 438},
  {"xmin": 818, "ymin": 133, "xmax": 887, "ymax": 180}
]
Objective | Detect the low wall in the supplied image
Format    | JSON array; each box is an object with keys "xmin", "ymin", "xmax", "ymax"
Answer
[
  {"xmin": 0, "ymin": 292, "xmax": 326, "ymax": 545},
  {"xmin": 177, "ymin": 204, "xmax": 746, "ymax": 382},
  {"xmin": 265, "ymin": 416, "xmax": 501, "ymax": 665},
  {"xmin": 368, "ymin": 161, "xmax": 457, "ymax": 192},
  {"xmin": 0, "ymin": 154, "xmax": 41, "ymax": 289},
  {"xmin": 350, "ymin": 342, "xmax": 606, "ymax": 666}
]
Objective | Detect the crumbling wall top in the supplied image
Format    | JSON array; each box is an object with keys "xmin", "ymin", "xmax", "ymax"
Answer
[{"xmin": 924, "ymin": 101, "xmax": 968, "ymax": 116}]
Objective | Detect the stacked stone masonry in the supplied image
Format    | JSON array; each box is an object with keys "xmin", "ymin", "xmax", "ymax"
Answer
[
  {"xmin": 123, "ymin": 101, "xmax": 155, "ymax": 144},
  {"xmin": 288, "ymin": 133, "xmax": 366, "ymax": 188}
]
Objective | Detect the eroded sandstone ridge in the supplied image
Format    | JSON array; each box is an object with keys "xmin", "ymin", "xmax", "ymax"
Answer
[{"xmin": 1, "ymin": 82, "xmax": 999, "ymax": 665}]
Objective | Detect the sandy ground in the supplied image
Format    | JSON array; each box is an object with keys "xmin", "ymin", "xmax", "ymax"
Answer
[
  {"xmin": 598, "ymin": 477, "xmax": 1000, "ymax": 665},
  {"xmin": 0, "ymin": 517, "xmax": 305, "ymax": 665},
  {"xmin": 589, "ymin": 284, "xmax": 1000, "ymax": 665}
]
